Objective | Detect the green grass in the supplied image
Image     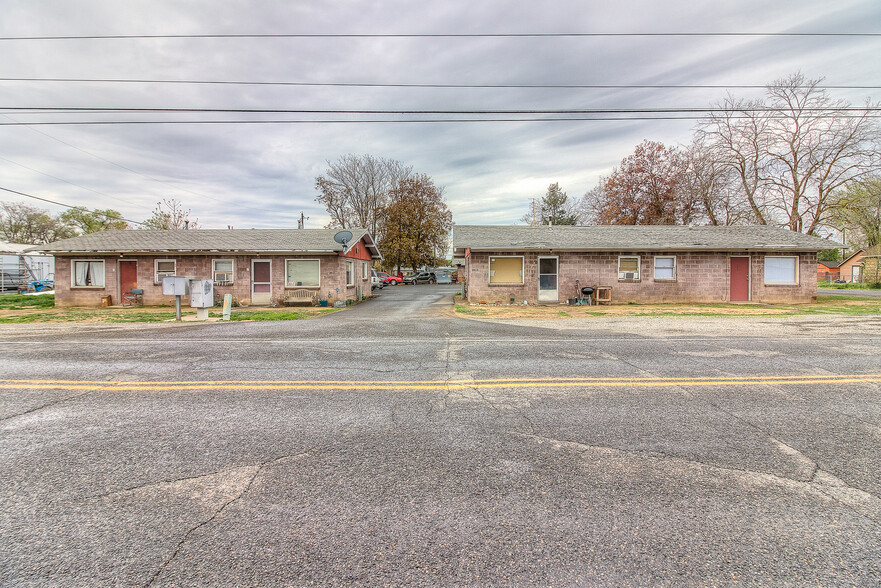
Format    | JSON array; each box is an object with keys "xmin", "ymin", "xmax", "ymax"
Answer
[
  {"xmin": 454, "ymin": 304, "xmax": 487, "ymax": 316},
  {"xmin": 0, "ymin": 293, "xmax": 55, "ymax": 310},
  {"xmin": 209, "ymin": 308, "xmax": 339, "ymax": 321},
  {"xmin": 819, "ymin": 280, "xmax": 881, "ymax": 289}
]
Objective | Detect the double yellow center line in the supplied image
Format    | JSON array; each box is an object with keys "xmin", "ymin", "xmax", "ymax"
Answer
[{"xmin": 1, "ymin": 374, "xmax": 880, "ymax": 392}]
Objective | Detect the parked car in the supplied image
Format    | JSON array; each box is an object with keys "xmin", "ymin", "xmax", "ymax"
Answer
[
  {"xmin": 377, "ymin": 271, "xmax": 403, "ymax": 285},
  {"xmin": 371, "ymin": 270, "xmax": 385, "ymax": 290},
  {"xmin": 404, "ymin": 271, "xmax": 436, "ymax": 285}
]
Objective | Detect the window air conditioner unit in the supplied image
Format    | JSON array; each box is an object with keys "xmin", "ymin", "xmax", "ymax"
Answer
[
  {"xmin": 619, "ymin": 272, "xmax": 636, "ymax": 280},
  {"xmin": 214, "ymin": 272, "xmax": 230, "ymax": 283}
]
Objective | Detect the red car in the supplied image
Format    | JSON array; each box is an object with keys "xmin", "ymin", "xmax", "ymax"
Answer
[{"xmin": 376, "ymin": 272, "xmax": 403, "ymax": 285}]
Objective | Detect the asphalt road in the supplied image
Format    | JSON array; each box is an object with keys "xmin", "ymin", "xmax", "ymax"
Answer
[{"xmin": 1, "ymin": 284, "xmax": 880, "ymax": 586}]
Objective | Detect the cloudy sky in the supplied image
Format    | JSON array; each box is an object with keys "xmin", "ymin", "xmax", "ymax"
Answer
[{"xmin": 1, "ymin": 0, "xmax": 879, "ymax": 230}]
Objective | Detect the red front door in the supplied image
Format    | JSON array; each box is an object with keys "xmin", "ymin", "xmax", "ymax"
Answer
[
  {"xmin": 730, "ymin": 257, "xmax": 750, "ymax": 301},
  {"xmin": 119, "ymin": 260, "xmax": 138, "ymax": 293}
]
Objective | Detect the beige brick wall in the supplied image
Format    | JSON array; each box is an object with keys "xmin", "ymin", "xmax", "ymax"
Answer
[
  {"xmin": 465, "ymin": 251, "xmax": 818, "ymax": 304},
  {"xmin": 54, "ymin": 253, "xmax": 358, "ymax": 307}
]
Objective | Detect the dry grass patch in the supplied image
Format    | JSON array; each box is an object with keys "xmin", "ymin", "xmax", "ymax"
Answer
[{"xmin": 455, "ymin": 296, "xmax": 881, "ymax": 319}]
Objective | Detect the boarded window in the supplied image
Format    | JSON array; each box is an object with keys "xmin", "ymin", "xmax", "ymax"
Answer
[
  {"xmin": 654, "ymin": 256, "xmax": 676, "ymax": 280},
  {"xmin": 764, "ymin": 256, "xmax": 798, "ymax": 284},
  {"xmin": 489, "ymin": 257, "xmax": 523, "ymax": 284},
  {"xmin": 286, "ymin": 259, "xmax": 320, "ymax": 287}
]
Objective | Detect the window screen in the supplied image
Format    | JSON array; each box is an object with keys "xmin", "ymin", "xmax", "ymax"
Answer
[
  {"xmin": 654, "ymin": 256, "xmax": 676, "ymax": 280},
  {"xmin": 213, "ymin": 259, "xmax": 234, "ymax": 283},
  {"xmin": 155, "ymin": 260, "xmax": 176, "ymax": 283},
  {"xmin": 764, "ymin": 257, "xmax": 798, "ymax": 284},
  {"xmin": 286, "ymin": 260, "xmax": 320, "ymax": 287}
]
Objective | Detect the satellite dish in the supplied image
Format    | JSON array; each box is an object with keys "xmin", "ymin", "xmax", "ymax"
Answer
[{"xmin": 333, "ymin": 230, "xmax": 354, "ymax": 247}]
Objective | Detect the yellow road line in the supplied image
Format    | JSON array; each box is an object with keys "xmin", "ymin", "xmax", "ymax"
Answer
[
  {"xmin": 0, "ymin": 375, "xmax": 880, "ymax": 392},
  {"xmin": 2, "ymin": 374, "xmax": 881, "ymax": 386}
]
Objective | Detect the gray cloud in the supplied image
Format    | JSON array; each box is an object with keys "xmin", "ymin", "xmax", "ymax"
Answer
[{"xmin": 0, "ymin": 0, "xmax": 879, "ymax": 230}]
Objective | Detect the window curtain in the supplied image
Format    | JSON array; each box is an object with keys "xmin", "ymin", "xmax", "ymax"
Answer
[
  {"xmin": 90, "ymin": 262, "xmax": 104, "ymax": 286},
  {"xmin": 75, "ymin": 261, "xmax": 88, "ymax": 286}
]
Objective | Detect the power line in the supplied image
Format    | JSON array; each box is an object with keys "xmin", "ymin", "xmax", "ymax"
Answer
[
  {"xmin": 3, "ymin": 107, "xmax": 879, "ymax": 114},
  {"xmin": 0, "ymin": 185, "xmax": 145, "ymax": 225},
  {"xmin": 0, "ymin": 77, "xmax": 878, "ymax": 90},
  {"xmin": 2, "ymin": 115, "xmax": 879, "ymax": 126},
  {"xmin": 1, "ymin": 32, "xmax": 879, "ymax": 41},
  {"xmin": 0, "ymin": 113, "xmax": 280, "ymax": 217}
]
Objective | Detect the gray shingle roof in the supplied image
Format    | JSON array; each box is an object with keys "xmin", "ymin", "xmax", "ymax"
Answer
[
  {"xmin": 452, "ymin": 225, "xmax": 840, "ymax": 254},
  {"xmin": 29, "ymin": 228, "xmax": 381, "ymax": 258}
]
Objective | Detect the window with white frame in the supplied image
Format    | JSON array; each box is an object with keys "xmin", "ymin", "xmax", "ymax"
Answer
[
  {"xmin": 764, "ymin": 256, "xmax": 798, "ymax": 284},
  {"xmin": 346, "ymin": 260, "xmax": 354, "ymax": 286},
  {"xmin": 154, "ymin": 259, "xmax": 176, "ymax": 283},
  {"xmin": 72, "ymin": 260, "xmax": 105, "ymax": 287},
  {"xmin": 653, "ymin": 256, "xmax": 676, "ymax": 280},
  {"xmin": 285, "ymin": 259, "xmax": 320, "ymax": 287},
  {"xmin": 489, "ymin": 256, "xmax": 524, "ymax": 284},
  {"xmin": 212, "ymin": 259, "xmax": 234, "ymax": 284},
  {"xmin": 362, "ymin": 261, "xmax": 369, "ymax": 280},
  {"xmin": 618, "ymin": 256, "xmax": 640, "ymax": 280}
]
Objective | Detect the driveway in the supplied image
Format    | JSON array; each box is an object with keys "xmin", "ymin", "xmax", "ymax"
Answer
[{"xmin": 1, "ymin": 289, "xmax": 880, "ymax": 586}]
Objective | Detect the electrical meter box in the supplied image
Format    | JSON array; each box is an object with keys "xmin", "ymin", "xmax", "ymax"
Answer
[
  {"xmin": 161, "ymin": 276, "xmax": 189, "ymax": 296},
  {"xmin": 189, "ymin": 279, "xmax": 215, "ymax": 308}
]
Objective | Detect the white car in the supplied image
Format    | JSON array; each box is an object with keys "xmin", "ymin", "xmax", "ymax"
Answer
[{"xmin": 371, "ymin": 269, "xmax": 385, "ymax": 290}]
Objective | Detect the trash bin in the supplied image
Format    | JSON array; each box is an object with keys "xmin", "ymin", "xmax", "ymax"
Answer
[{"xmin": 101, "ymin": 295, "xmax": 112, "ymax": 307}]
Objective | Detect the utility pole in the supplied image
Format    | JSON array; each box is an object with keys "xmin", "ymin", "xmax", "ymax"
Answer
[
  {"xmin": 529, "ymin": 198, "xmax": 539, "ymax": 226},
  {"xmin": 297, "ymin": 211, "xmax": 309, "ymax": 229}
]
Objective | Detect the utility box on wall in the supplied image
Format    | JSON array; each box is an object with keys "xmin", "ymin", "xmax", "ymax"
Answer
[
  {"xmin": 161, "ymin": 276, "xmax": 189, "ymax": 296},
  {"xmin": 189, "ymin": 279, "xmax": 214, "ymax": 308}
]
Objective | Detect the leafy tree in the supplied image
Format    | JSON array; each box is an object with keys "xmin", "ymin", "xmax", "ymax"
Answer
[
  {"xmin": 141, "ymin": 198, "xmax": 199, "ymax": 230},
  {"xmin": 0, "ymin": 201, "xmax": 77, "ymax": 244},
  {"xmin": 59, "ymin": 207, "xmax": 129, "ymax": 233},
  {"xmin": 315, "ymin": 154, "xmax": 412, "ymax": 240},
  {"xmin": 818, "ymin": 248, "xmax": 842, "ymax": 262},
  {"xmin": 378, "ymin": 175, "xmax": 452, "ymax": 271},
  {"xmin": 586, "ymin": 141, "xmax": 696, "ymax": 225},
  {"xmin": 830, "ymin": 178, "xmax": 881, "ymax": 248},
  {"xmin": 523, "ymin": 183, "xmax": 579, "ymax": 225}
]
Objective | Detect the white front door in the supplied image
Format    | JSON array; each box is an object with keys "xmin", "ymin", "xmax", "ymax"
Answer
[
  {"xmin": 251, "ymin": 260, "xmax": 272, "ymax": 305},
  {"xmin": 538, "ymin": 257, "xmax": 558, "ymax": 302}
]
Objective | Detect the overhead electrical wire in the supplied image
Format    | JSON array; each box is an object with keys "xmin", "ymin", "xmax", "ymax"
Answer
[
  {"xmin": 0, "ymin": 185, "xmax": 145, "ymax": 226},
  {"xmin": 0, "ymin": 77, "xmax": 878, "ymax": 91},
  {"xmin": 2, "ymin": 116, "xmax": 879, "ymax": 126},
  {"xmin": 2, "ymin": 107, "xmax": 878, "ymax": 114},
  {"xmin": 0, "ymin": 32, "xmax": 879, "ymax": 41}
]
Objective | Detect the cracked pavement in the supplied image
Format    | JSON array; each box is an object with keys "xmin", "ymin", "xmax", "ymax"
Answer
[{"xmin": 1, "ymin": 284, "xmax": 880, "ymax": 586}]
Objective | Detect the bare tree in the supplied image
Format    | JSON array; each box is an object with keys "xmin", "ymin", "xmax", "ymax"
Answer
[
  {"xmin": 315, "ymin": 154, "xmax": 412, "ymax": 240},
  {"xmin": 696, "ymin": 95, "xmax": 771, "ymax": 224},
  {"xmin": 141, "ymin": 198, "xmax": 199, "ymax": 230},
  {"xmin": 697, "ymin": 74, "xmax": 880, "ymax": 234},
  {"xmin": 682, "ymin": 138, "xmax": 756, "ymax": 226}
]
